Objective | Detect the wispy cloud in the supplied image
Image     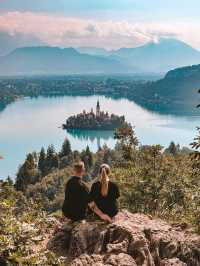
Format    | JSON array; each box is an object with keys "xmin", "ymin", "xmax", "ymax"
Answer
[{"xmin": 0, "ymin": 11, "xmax": 199, "ymax": 50}]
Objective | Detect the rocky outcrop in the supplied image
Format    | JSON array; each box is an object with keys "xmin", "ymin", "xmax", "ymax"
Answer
[{"xmin": 47, "ymin": 210, "xmax": 200, "ymax": 266}]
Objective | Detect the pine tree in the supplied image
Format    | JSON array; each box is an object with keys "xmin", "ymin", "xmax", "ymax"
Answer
[
  {"xmin": 46, "ymin": 144, "xmax": 55, "ymax": 168},
  {"xmin": 26, "ymin": 153, "xmax": 36, "ymax": 169},
  {"xmin": 52, "ymin": 153, "xmax": 59, "ymax": 169},
  {"xmin": 165, "ymin": 141, "xmax": 178, "ymax": 155},
  {"xmin": 6, "ymin": 176, "xmax": 13, "ymax": 186},
  {"xmin": 85, "ymin": 146, "xmax": 93, "ymax": 168},
  {"xmin": 32, "ymin": 151, "xmax": 38, "ymax": 163},
  {"xmin": 60, "ymin": 138, "xmax": 72, "ymax": 157},
  {"xmin": 15, "ymin": 153, "xmax": 38, "ymax": 191},
  {"xmin": 44, "ymin": 145, "xmax": 59, "ymax": 174},
  {"xmin": 38, "ymin": 147, "xmax": 46, "ymax": 176}
]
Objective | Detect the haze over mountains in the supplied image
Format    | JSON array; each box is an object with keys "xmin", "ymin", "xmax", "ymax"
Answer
[
  {"xmin": 77, "ymin": 39, "xmax": 200, "ymax": 73},
  {"xmin": 0, "ymin": 47, "xmax": 128, "ymax": 76},
  {"xmin": 135, "ymin": 64, "xmax": 200, "ymax": 113},
  {"xmin": 110, "ymin": 38, "xmax": 200, "ymax": 73},
  {"xmin": 0, "ymin": 38, "xmax": 200, "ymax": 76}
]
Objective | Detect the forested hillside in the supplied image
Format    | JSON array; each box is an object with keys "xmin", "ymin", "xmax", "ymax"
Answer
[
  {"xmin": 1, "ymin": 123, "xmax": 200, "ymax": 264},
  {"xmin": 1, "ymin": 63, "xmax": 200, "ymax": 115},
  {"xmin": 131, "ymin": 64, "xmax": 200, "ymax": 114}
]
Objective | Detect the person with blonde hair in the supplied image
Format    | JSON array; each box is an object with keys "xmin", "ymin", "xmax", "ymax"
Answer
[{"xmin": 88, "ymin": 164, "xmax": 120, "ymax": 222}]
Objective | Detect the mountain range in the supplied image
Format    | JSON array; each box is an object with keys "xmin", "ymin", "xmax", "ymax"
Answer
[
  {"xmin": 0, "ymin": 38, "xmax": 200, "ymax": 76},
  {"xmin": 77, "ymin": 39, "xmax": 200, "ymax": 73},
  {"xmin": 0, "ymin": 47, "xmax": 128, "ymax": 76},
  {"xmin": 110, "ymin": 38, "xmax": 200, "ymax": 73}
]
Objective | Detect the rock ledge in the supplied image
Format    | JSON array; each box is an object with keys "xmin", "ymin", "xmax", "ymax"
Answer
[{"xmin": 48, "ymin": 210, "xmax": 200, "ymax": 265}]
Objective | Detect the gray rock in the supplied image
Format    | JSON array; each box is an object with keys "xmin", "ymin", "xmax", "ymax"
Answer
[
  {"xmin": 48, "ymin": 210, "xmax": 200, "ymax": 265},
  {"xmin": 160, "ymin": 258, "xmax": 187, "ymax": 266}
]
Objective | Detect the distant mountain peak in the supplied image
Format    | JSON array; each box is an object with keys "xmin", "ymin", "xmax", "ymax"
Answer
[
  {"xmin": 0, "ymin": 45, "xmax": 129, "ymax": 76},
  {"xmin": 142, "ymin": 38, "xmax": 197, "ymax": 50},
  {"xmin": 10, "ymin": 46, "xmax": 79, "ymax": 55},
  {"xmin": 76, "ymin": 47, "xmax": 110, "ymax": 56},
  {"xmin": 110, "ymin": 38, "xmax": 200, "ymax": 73}
]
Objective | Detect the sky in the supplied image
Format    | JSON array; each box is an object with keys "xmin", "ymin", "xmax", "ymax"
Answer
[{"xmin": 0, "ymin": 0, "xmax": 200, "ymax": 54}]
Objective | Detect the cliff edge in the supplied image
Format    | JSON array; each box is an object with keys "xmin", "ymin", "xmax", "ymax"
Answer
[{"xmin": 47, "ymin": 210, "xmax": 200, "ymax": 266}]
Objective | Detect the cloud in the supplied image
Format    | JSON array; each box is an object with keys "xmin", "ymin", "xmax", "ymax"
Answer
[
  {"xmin": 0, "ymin": 30, "xmax": 46, "ymax": 55},
  {"xmin": 0, "ymin": 11, "xmax": 199, "ymax": 50}
]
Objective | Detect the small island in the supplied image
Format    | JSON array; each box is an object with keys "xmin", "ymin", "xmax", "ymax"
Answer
[{"xmin": 63, "ymin": 101, "xmax": 126, "ymax": 130}]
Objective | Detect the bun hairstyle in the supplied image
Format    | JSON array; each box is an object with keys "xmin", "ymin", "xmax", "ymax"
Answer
[
  {"xmin": 73, "ymin": 161, "xmax": 85, "ymax": 174},
  {"xmin": 99, "ymin": 164, "xmax": 111, "ymax": 197}
]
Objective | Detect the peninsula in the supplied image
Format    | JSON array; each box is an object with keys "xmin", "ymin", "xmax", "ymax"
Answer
[{"xmin": 63, "ymin": 101, "xmax": 126, "ymax": 130}]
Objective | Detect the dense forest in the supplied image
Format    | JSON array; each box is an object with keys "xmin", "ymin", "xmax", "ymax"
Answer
[
  {"xmin": 0, "ymin": 75, "xmax": 145, "ymax": 104},
  {"xmin": 1, "ymin": 122, "xmax": 200, "ymax": 265},
  {"xmin": 1, "ymin": 63, "xmax": 200, "ymax": 115}
]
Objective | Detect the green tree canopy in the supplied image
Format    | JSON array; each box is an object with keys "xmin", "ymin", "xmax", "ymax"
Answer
[
  {"xmin": 38, "ymin": 147, "xmax": 46, "ymax": 176},
  {"xmin": 15, "ymin": 153, "xmax": 38, "ymax": 191},
  {"xmin": 44, "ymin": 144, "xmax": 59, "ymax": 174},
  {"xmin": 60, "ymin": 138, "xmax": 72, "ymax": 157},
  {"xmin": 165, "ymin": 141, "xmax": 179, "ymax": 155},
  {"xmin": 114, "ymin": 124, "xmax": 138, "ymax": 160},
  {"xmin": 81, "ymin": 146, "xmax": 93, "ymax": 171}
]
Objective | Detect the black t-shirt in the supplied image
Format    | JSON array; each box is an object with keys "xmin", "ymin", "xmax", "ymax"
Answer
[
  {"xmin": 89, "ymin": 181, "xmax": 120, "ymax": 218},
  {"xmin": 62, "ymin": 176, "xmax": 89, "ymax": 221}
]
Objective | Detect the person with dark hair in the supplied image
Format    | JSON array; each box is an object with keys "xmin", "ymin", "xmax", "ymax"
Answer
[
  {"xmin": 62, "ymin": 161, "xmax": 89, "ymax": 221},
  {"xmin": 88, "ymin": 164, "xmax": 120, "ymax": 222}
]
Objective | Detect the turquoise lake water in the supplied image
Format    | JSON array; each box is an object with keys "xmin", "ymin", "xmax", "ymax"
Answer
[{"xmin": 0, "ymin": 95, "xmax": 199, "ymax": 179}]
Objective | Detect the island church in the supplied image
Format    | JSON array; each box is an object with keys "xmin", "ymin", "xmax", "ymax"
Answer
[
  {"xmin": 63, "ymin": 101, "xmax": 126, "ymax": 131},
  {"xmin": 83, "ymin": 101, "xmax": 108, "ymax": 119}
]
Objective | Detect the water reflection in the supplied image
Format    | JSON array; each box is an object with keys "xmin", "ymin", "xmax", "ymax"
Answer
[
  {"xmin": 0, "ymin": 101, "xmax": 8, "ymax": 112},
  {"xmin": 0, "ymin": 95, "xmax": 200, "ymax": 178},
  {"xmin": 66, "ymin": 129, "xmax": 114, "ymax": 149}
]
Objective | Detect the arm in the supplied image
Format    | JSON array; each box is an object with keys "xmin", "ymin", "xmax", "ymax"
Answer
[
  {"xmin": 62, "ymin": 183, "xmax": 69, "ymax": 217},
  {"xmin": 88, "ymin": 182, "xmax": 112, "ymax": 223},
  {"xmin": 88, "ymin": 201, "xmax": 112, "ymax": 223}
]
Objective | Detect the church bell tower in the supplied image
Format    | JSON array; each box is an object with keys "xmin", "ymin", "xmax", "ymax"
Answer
[{"xmin": 96, "ymin": 100, "xmax": 100, "ymax": 117}]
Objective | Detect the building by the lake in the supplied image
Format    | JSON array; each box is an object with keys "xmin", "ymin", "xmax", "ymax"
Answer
[{"xmin": 63, "ymin": 101, "xmax": 126, "ymax": 131}]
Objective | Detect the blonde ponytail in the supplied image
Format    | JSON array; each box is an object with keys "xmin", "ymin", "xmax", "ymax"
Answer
[{"xmin": 99, "ymin": 164, "xmax": 111, "ymax": 197}]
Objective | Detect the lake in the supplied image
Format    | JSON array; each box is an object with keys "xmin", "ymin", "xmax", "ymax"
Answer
[{"xmin": 0, "ymin": 95, "xmax": 199, "ymax": 179}]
